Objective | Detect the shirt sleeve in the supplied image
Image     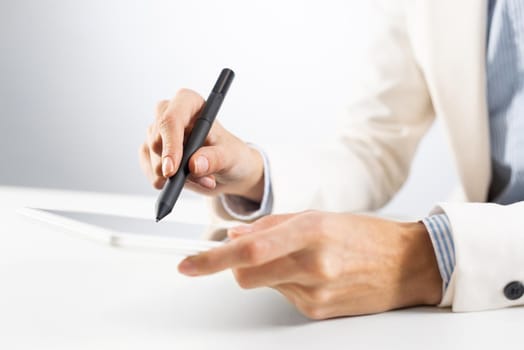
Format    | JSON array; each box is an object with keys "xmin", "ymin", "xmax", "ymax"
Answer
[
  {"xmin": 422, "ymin": 214, "xmax": 456, "ymax": 293},
  {"xmin": 218, "ymin": 144, "xmax": 273, "ymax": 221}
]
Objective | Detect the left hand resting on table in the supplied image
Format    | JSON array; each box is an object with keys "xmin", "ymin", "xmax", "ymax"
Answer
[{"xmin": 178, "ymin": 211, "xmax": 442, "ymax": 319}]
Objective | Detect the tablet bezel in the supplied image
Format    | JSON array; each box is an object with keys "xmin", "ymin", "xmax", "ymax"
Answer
[{"xmin": 18, "ymin": 207, "xmax": 225, "ymax": 256}]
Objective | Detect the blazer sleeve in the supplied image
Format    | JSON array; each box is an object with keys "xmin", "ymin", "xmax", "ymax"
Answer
[
  {"xmin": 433, "ymin": 201, "xmax": 524, "ymax": 311},
  {"xmin": 213, "ymin": 1, "xmax": 435, "ymax": 220}
]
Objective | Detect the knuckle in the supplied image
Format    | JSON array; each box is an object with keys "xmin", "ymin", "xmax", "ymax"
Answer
[
  {"xmin": 300, "ymin": 210, "xmax": 321, "ymax": 219},
  {"xmin": 306, "ymin": 253, "xmax": 338, "ymax": 282},
  {"xmin": 145, "ymin": 133, "xmax": 157, "ymax": 149},
  {"xmin": 297, "ymin": 303, "xmax": 327, "ymax": 320},
  {"xmin": 257, "ymin": 213, "xmax": 288, "ymax": 227},
  {"xmin": 206, "ymin": 126, "xmax": 220, "ymax": 144},
  {"xmin": 234, "ymin": 269, "xmax": 254, "ymax": 289},
  {"xmin": 151, "ymin": 137, "xmax": 163, "ymax": 156},
  {"xmin": 152, "ymin": 177, "xmax": 166, "ymax": 190},
  {"xmin": 146, "ymin": 124, "xmax": 154, "ymax": 138},
  {"xmin": 154, "ymin": 162, "xmax": 163, "ymax": 177},
  {"xmin": 156, "ymin": 99, "xmax": 169, "ymax": 112},
  {"xmin": 176, "ymin": 87, "xmax": 193, "ymax": 98},
  {"xmin": 207, "ymin": 147, "xmax": 224, "ymax": 171},
  {"xmin": 176, "ymin": 88, "xmax": 205, "ymax": 105},
  {"xmin": 240, "ymin": 240, "xmax": 269, "ymax": 265},
  {"xmin": 139, "ymin": 143, "xmax": 149, "ymax": 157},
  {"xmin": 158, "ymin": 112, "xmax": 175, "ymax": 129},
  {"xmin": 298, "ymin": 210, "xmax": 322, "ymax": 229},
  {"xmin": 252, "ymin": 216, "xmax": 272, "ymax": 230},
  {"xmin": 306, "ymin": 287, "xmax": 333, "ymax": 305},
  {"xmin": 299, "ymin": 210, "xmax": 330, "ymax": 241}
]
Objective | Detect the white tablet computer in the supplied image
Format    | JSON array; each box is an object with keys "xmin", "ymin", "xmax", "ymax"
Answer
[{"xmin": 19, "ymin": 207, "xmax": 227, "ymax": 256}]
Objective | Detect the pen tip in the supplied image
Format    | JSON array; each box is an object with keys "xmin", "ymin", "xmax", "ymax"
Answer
[{"xmin": 155, "ymin": 202, "xmax": 171, "ymax": 222}]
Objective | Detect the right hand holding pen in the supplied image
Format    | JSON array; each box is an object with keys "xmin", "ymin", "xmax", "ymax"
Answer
[{"xmin": 139, "ymin": 88, "xmax": 264, "ymax": 202}]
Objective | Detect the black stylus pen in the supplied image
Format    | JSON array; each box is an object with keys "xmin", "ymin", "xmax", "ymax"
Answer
[{"xmin": 155, "ymin": 68, "xmax": 235, "ymax": 222}]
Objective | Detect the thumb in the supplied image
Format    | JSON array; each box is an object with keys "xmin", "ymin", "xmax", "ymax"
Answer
[
  {"xmin": 228, "ymin": 213, "xmax": 296, "ymax": 239},
  {"xmin": 189, "ymin": 146, "xmax": 229, "ymax": 177},
  {"xmin": 158, "ymin": 89, "xmax": 205, "ymax": 177}
]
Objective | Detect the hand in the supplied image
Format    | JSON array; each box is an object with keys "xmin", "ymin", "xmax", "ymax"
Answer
[
  {"xmin": 139, "ymin": 89, "xmax": 264, "ymax": 202},
  {"xmin": 178, "ymin": 211, "xmax": 443, "ymax": 319}
]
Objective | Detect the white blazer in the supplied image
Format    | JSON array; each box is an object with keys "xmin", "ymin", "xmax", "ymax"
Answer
[{"xmin": 214, "ymin": 0, "xmax": 524, "ymax": 312}]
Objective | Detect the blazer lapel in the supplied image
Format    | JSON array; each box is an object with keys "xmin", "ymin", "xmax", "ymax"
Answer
[{"xmin": 408, "ymin": 0, "xmax": 491, "ymax": 202}]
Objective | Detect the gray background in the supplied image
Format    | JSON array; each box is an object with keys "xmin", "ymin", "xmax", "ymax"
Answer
[{"xmin": 0, "ymin": 0, "xmax": 458, "ymax": 216}]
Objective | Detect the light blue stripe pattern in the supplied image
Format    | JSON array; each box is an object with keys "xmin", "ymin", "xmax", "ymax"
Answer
[
  {"xmin": 423, "ymin": 215, "xmax": 454, "ymax": 290},
  {"xmin": 423, "ymin": 0, "xmax": 524, "ymax": 294}
]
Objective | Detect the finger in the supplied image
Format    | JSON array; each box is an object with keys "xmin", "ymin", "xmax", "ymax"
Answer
[
  {"xmin": 149, "ymin": 100, "xmax": 170, "ymax": 157},
  {"xmin": 178, "ymin": 220, "xmax": 312, "ymax": 276},
  {"xmin": 187, "ymin": 175, "xmax": 217, "ymax": 190},
  {"xmin": 138, "ymin": 143, "xmax": 154, "ymax": 183},
  {"xmin": 233, "ymin": 256, "xmax": 302, "ymax": 289},
  {"xmin": 228, "ymin": 213, "xmax": 297, "ymax": 238},
  {"xmin": 139, "ymin": 142, "xmax": 166, "ymax": 189},
  {"xmin": 158, "ymin": 89, "xmax": 205, "ymax": 177},
  {"xmin": 187, "ymin": 146, "xmax": 229, "ymax": 178},
  {"xmin": 146, "ymin": 124, "xmax": 163, "ymax": 178}
]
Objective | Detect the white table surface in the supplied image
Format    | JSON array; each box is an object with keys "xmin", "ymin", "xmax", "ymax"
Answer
[{"xmin": 0, "ymin": 186, "xmax": 522, "ymax": 350}]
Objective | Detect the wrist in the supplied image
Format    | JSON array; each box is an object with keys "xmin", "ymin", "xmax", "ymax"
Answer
[
  {"xmin": 398, "ymin": 221, "xmax": 443, "ymax": 307},
  {"xmin": 228, "ymin": 146, "xmax": 265, "ymax": 203}
]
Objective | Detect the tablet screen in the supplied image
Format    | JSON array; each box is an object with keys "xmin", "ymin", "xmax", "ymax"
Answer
[{"xmin": 40, "ymin": 209, "xmax": 227, "ymax": 242}]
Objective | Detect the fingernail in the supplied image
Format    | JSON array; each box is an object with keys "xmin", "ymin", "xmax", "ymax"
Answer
[
  {"xmin": 162, "ymin": 157, "xmax": 174, "ymax": 177},
  {"xmin": 195, "ymin": 156, "xmax": 209, "ymax": 174},
  {"xmin": 178, "ymin": 259, "xmax": 198, "ymax": 276}
]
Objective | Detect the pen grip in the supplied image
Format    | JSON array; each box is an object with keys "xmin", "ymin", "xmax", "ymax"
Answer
[
  {"xmin": 178, "ymin": 118, "xmax": 212, "ymax": 173},
  {"xmin": 156, "ymin": 118, "xmax": 212, "ymax": 213},
  {"xmin": 155, "ymin": 69, "xmax": 233, "ymax": 221}
]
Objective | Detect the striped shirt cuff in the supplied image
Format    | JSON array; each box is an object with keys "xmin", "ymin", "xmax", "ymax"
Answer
[{"xmin": 422, "ymin": 214, "xmax": 456, "ymax": 291}]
